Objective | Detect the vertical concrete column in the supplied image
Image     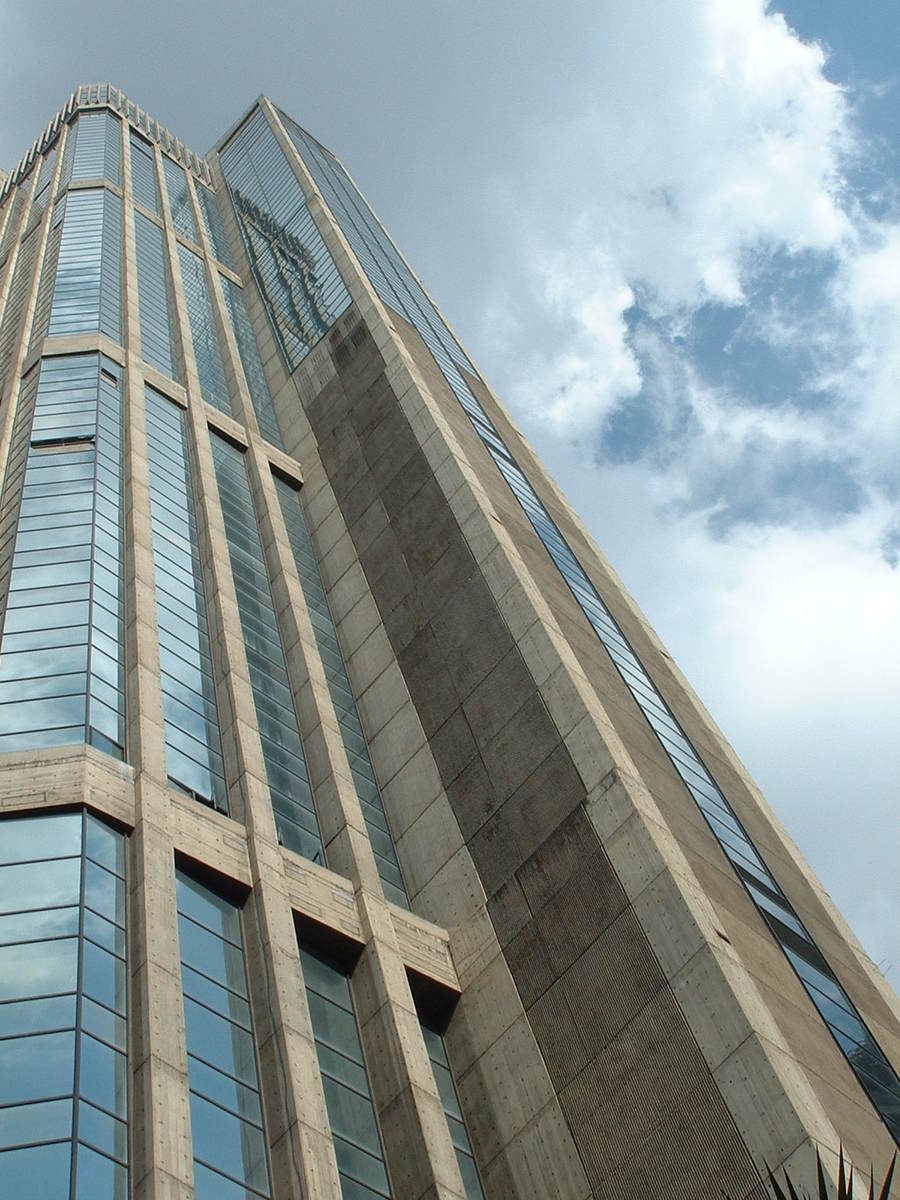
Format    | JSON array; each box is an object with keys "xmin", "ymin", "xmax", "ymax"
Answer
[
  {"xmin": 121, "ymin": 126, "xmax": 196, "ymax": 1200},
  {"xmin": 158, "ymin": 150, "xmax": 343, "ymax": 1200}
]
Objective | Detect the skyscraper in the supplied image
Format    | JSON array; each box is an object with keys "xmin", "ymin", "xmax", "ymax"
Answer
[{"xmin": 0, "ymin": 82, "xmax": 897, "ymax": 1199}]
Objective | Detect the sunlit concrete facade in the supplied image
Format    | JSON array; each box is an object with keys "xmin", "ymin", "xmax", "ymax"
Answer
[{"xmin": 0, "ymin": 84, "xmax": 897, "ymax": 1200}]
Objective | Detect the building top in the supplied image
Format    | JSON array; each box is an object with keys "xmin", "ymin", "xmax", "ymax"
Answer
[{"xmin": 0, "ymin": 82, "xmax": 211, "ymax": 206}]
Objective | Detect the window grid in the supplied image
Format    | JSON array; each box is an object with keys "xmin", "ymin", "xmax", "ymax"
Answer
[
  {"xmin": 285, "ymin": 116, "xmax": 900, "ymax": 1145},
  {"xmin": 65, "ymin": 112, "xmax": 122, "ymax": 189},
  {"xmin": 274, "ymin": 475, "xmax": 408, "ymax": 908},
  {"xmin": 420, "ymin": 1023, "xmax": 484, "ymax": 1200},
  {"xmin": 177, "ymin": 245, "xmax": 231, "ymax": 415},
  {"xmin": 175, "ymin": 870, "xmax": 271, "ymax": 1200},
  {"xmin": 210, "ymin": 432, "xmax": 324, "ymax": 863},
  {"xmin": 162, "ymin": 156, "xmax": 199, "ymax": 244},
  {"xmin": 0, "ymin": 223, "xmax": 40, "ymax": 399},
  {"xmin": 220, "ymin": 275, "xmax": 283, "ymax": 447},
  {"xmin": 48, "ymin": 189, "xmax": 122, "ymax": 344},
  {"xmin": 0, "ymin": 354, "xmax": 125, "ymax": 759},
  {"xmin": 134, "ymin": 212, "xmax": 177, "ymax": 380},
  {"xmin": 144, "ymin": 386, "xmax": 227, "ymax": 811},
  {"xmin": 197, "ymin": 185, "xmax": 234, "ymax": 269},
  {"xmin": 129, "ymin": 131, "xmax": 159, "ymax": 216},
  {"xmin": 0, "ymin": 808, "xmax": 129, "ymax": 1200},
  {"xmin": 300, "ymin": 944, "xmax": 394, "ymax": 1200}
]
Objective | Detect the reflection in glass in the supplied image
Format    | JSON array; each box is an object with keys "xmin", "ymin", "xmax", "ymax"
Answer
[
  {"xmin": 144, "ymin": 386, "xmax": 227, "ymax": 809},
  {"xmin": 300, "ymin": 944, "xmax": 393, "ymax": 1198},
  {"xmin": 0, "ymin": 810, "xmax": 128, "ymax": 1195},
  {"xmin": 176, "ymin": 869, "xmax": 271, "ymax": 1198},
  {"xmin": 275, "ymin": 476, "xmax": 408, "ymax": 907},
  {"xmin": 0, "ymin": 354, "xmax": 125, "ymax": 758},
  {"xmin": 210, "ymin": 433, "xmax": 323, "ymax": 861}
]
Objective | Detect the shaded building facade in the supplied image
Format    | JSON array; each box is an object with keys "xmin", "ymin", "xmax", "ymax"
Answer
[{"xmin": 0, "ymin": 83, "xmax": 897, "ymax": 1199}]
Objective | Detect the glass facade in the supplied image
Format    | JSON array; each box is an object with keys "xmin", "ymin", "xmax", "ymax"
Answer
[
  {"xmin": 0, "ymin": 808, "xmax": 129, "ymax": 1200},
  {"xmin": 48, "ymin": 189, "xmax": 122, "ymax": 343},
  {"xmin": 283, "ymin": 111, "xmax": 900, "ymax": 1147},
  {"xmin": 162, "ymin": 155, "xmax": 199, "ymax": 244},
  {"xmin": 64, "ymin": 112, "xmax": 122, "ymax": 189},
  {"xmin": 176, "ymin": 870, "xmax": 271, "ymax": 1199},
  {"xmin": 420, "ymin": 1023, "xmax": 483, "ymax": 1200},
  {"xmin": 129, "ymin": 130, "xmax": 159, "ymax": 215},
  {"xmin": 178, "ymin": 244, "xmax": 231, "ymax": 415},
  {"xmin": 0, "ymin": 222, "xmax": 39, "ymax": 397},
  {"xmin": 134, "ymin": 211, "xmax": 177, "ymax": 379},
  {"xmin": 220, "ymin": 274, "xmax": 282, "ymax": 446},
  {"xmin": 145, "ymin": 386, "xmax": 227, "ymax": 809},
  {"xmin": 0, "ymin": 354, "xmax": 125, "ymax": 757},
  {"xmin": 210, "ymin": 432, "xmax": 323, "ymax": 862},
  {"xmin": 218, "ymin": 108, "xmax": 350, "ymax": 370},
  {"xmin": 197, "ymin": 184, "xmax": 234, "ymax": 269},
  {"xmin": 300, "ymin": 944, "xmax": 393, "ymax": 1200},
  {"xmin": 274, "ymin": 475, "xmax": 408, "ymax": 908}
]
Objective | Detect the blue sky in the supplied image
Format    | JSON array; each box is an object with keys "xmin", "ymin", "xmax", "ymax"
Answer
[{"xmin": 1, "ymin": 1, "xmax": 897, "ymax": 977}]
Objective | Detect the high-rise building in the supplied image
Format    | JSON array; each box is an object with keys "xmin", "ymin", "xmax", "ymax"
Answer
[{"xmin": 0, "ymin": 82, "xmax": 897, "ymax": 1200}]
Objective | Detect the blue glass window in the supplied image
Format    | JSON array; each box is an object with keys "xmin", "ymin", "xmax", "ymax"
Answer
[
  {"xmin": 0, "ymin": 223, "xmax": 40, "ymax": 398},
  {"xmin": 301, "ymin": 944, "xmax": 393, "ymax": 1199},
  {"xmin": 0, "ymin": 809, "xmax": 128, "ymax": 1198},
  {"xmin": 176, "ymin": 870, "xmax": 271, "ymax": 1199},
  {"xmin": 197, "ymin": 185, "xmax": 234, "ymax": 269},
  {"xmin": 177, "ymin": 245, "xmax": 231, "ymax": 415},
  {"xmin": 220, "ymin": 276, "xmax": 282, "ymax": 446},
  {"xmin": 420, "ymin": 1023, "xmax": 483, "ymax": 1199},
  {"xmin": 48, "ymin": 189, "xmax": 122, "ymax": 343},
  {"xmin": 162, "ymin": 157, "xmax": 199, "ymax": 244},
  {"xmin": 135, "ymin": 213, "xmax": 177, "ymax": 379},
  {"xmin": 0, "ymin": 354, "xmax": 125, "ymax": 758},
  {"xmin": 145, "ymin": 386, "xmax": 227, "ymax": 810},
  {"xmin": 64, "ymin": 112, "xmax": 122, "ymax": 189},
  {"xmin": 274, "ymin": 476, "xmax": 407, "ymax": 907},
  {"xmin": 210, "ymin": 433, "xmax": 323, "ymax": 862},
  {"xmin": 218, "ymin": 109, "xmax": 350, "ymax": 370},
  {"xmin": 130, "ymin": 131, "xmax": 159, "ymax": 215}
]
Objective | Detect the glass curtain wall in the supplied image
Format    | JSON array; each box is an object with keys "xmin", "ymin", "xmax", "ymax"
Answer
[
  {"xmin": 134, "ymin": 212, "xmax": 178, "ymax": 380},
  {"xmin": 0, "ymin": 354, "xmax": 125, "ymax": 757},
  {"xmin": 175, "ymin": 869, "xmax": 271, "ymax": 1200},
  {"xmin": 300, "ymin": 944, "xmax": 393, "ymax": 1200},
  {"xmin": 0, "ymin": 808, "xmax": 129, "ymax": 1200},
  {"xmin": 210, "ymin": 432, "xmax": 323, "ymax": 861},
  {"xmin": 177, "ymin": 245, "xmax": 231, "ymax": 416},
  {"xmin": 420, "ymin": 1023, "xmax": 483, "ymax": 1200},
  {"xmin": 220, "ymin": 275, "xmax": 282, "ymax": 446},
  {"xmin": 274, "ymin": 476, "xmax": 408, "ymax": 908},
  {"xmin": 144, "ymin": 386, "xmax": 227, "ymax": 810},
  {"xmin": 129, "ymin": 131, "xmax": 159, "ymax": 215},
  {"xmin": 48, "ymin": 189, "xmax": 122, "ymax": 342}
]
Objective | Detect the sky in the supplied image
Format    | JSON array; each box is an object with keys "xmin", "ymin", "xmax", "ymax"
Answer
[{"xmin": 1, "ymin": 1, "xmax": 897, "ymax": 978}]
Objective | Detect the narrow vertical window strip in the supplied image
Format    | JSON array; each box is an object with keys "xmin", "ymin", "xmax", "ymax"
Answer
[
  {"xmin": 300, "ymin": 944, "xmax": 394, "ymax": 1199},
  {"xmin": 29, "ymin": 195, "xmax": 66, "ymax": 353},
  {"xmin": 0, "ymin": 808, "xmax": 128, "ymax": 1200},
  {"xmin": 209, "ymin": 432, "xmax": 324, "ymax": 863},
  {"xmin": 0, "ymin": 224, "xmax": 40, "ymax": 398},
  {"xmin": 144, "ymin": 386, "xmax": 228, "ymax": 811},
  {"xmin": 176, "ymin": 245, "xmax": 231, "ymax": 415},
  {"xmin": 274, "ymin": 476, "xmax": 409, "ymax": 909},
  {"xmin": 68, "ymin": 112, "xmax": 122, "ymax": 188},
  {"xmin": 420, "ymin": 1023, "xmax": 484, "ymax": 1200},
  {"xmin": 162, "ymin": 156, "xmax": 199, "ymax": 244},
  {"xmin": 134, "ymin": 213, "xmax": 177, "ymax": 379},
  {"xmin": 129, "ymin": 132, "xmax": 159, "ymax": 215},
  {"xmin": 197, "ymin": 186, "xmax": 234, "ymax": 269},
  {"xmin": 175, "ymin": 870, "xmax": 271, "ymax": 1199},
  {"xmin": 220, "ymin": 276, "xmax": 282, "ymax": 447}
]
